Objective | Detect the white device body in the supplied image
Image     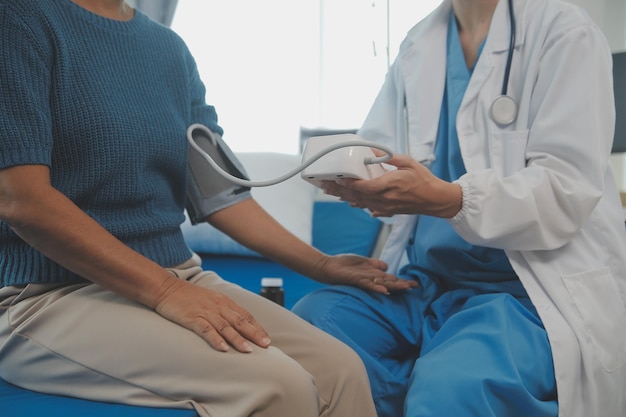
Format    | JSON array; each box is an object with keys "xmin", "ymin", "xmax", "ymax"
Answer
[{"xmin": 300, "ymin": 134, "xmax": 387, "ymax": 187}]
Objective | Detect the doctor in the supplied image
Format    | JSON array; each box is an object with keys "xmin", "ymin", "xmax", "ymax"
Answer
[{"xmin": 292, "ymin": 0, "xmax": 626, "ymax": 416}]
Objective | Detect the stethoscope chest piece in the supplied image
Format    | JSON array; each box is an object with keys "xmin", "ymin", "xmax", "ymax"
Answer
[{"xmin": 490, "ymin": 95, "xmax": 518, "ymax": 126}]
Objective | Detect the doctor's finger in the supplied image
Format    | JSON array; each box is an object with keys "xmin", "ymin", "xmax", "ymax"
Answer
[
  {"xmin": 320, "ymin": 180, "xmax": 341, "ymax": 196},
  {"xmin": 334, "ymin": 176, "xmax": 391, "ymax": 195},
  {"xmin": 321, "ymin": 180, "xmax": 365, "ymax": 200},
  {"xmin": 370, "ymin": 152, "xmax": 417, "ymax": 170}
]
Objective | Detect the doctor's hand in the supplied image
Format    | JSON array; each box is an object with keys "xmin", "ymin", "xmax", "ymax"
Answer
[
  {"xmin": 322, "ymin": 152, "xmax": 463, "ymax": 219},
  {"xmin": 309, "ymin": 254, "xmax": 418, "ymax": 294}
]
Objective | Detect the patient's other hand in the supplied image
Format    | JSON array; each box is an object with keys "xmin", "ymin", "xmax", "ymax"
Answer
[{"xmin": 311, "ymin": 254, "xmax": 418, "ymax": 293}]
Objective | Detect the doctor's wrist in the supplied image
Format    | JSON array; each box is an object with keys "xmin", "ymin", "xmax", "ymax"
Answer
[{"xmin": 435, "ymin": 181, "xmax": 463, "ymax": 219}]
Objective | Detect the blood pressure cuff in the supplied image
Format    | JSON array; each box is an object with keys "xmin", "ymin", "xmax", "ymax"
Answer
[{"xmin": 186, "ymin": 125, "xmax": 251, "ymax": 225}]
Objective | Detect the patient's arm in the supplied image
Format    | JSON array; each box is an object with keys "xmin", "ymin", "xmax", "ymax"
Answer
[
  {"xmin": 207, "ymin": 198, "xmax": 418, "ymax": 293},
  {"xmin": 0, "ymin": 164, "xmax": 270, "ymax": 353}
]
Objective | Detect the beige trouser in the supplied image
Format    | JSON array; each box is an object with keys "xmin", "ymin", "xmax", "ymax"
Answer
[{"xmin": 0, "ymin": 254, "xmax": 377, "ymax": 417}]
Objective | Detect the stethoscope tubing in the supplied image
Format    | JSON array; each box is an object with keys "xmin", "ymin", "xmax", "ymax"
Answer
[{"xmin": 501, "ymin": 0, "xmax": 516, "ymax": 96}]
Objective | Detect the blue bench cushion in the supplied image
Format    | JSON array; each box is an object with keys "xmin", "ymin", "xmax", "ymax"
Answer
[
  {"xmin": 0, "ymin": 377, "xmax": 198, "ymax": 417},
  {"xmin": 312, "ymin": 201, "xmax": 382, "ymax": 257}
]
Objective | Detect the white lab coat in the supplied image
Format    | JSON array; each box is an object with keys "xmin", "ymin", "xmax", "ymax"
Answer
[{"xmin": 358, "ymin": 0, "xmax": 626, "ymax": 416}]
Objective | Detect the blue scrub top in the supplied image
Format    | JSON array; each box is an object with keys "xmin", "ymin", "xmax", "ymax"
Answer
[{"xmin": 403, "ymin": 13, "xmax": 525, "ymax": 296}]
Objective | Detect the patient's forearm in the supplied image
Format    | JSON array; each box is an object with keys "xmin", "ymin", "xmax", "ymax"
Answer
[{"xmin": 207, "ymin": 199, "xmax": 327, "ymax": 277}]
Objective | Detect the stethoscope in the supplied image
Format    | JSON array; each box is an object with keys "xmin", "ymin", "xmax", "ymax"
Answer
[{"xmin": 490, "ymin": 0, "xmax": 518, "ymax": 126}]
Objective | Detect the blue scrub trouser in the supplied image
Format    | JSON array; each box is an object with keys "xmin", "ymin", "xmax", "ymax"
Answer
[{"xmin": 292, "ymin": 276, "xmax": 558, "ymax": 417}]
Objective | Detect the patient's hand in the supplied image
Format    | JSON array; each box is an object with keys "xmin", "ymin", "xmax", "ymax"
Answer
[
  {"xmin": 311, "ymin": 254, "xmax": 418, "ymax": 293},
  {"xmin": 154, "ymin": 277, "xmax": 271, "ymax": 353}
]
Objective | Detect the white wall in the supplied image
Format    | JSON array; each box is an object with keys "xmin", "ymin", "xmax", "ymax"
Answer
[
  {"xmin": 171, "ymin": 1, "xmax": 443, "ymax": 154},
  {"xmin": 172, "ymin": 1, "xmax": 321, "ymax": 154},
  {"xmin": 566, "ymin": 0, "xmax": 626, "ymax": 52},
  {"xmin": 315, "ymin": 1, "xmax": 442, "ymax": 129}
]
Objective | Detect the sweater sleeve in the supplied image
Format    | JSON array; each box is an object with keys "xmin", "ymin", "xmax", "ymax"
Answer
[
  {"xmin": 180, "ymin": 44, "xmax": 252, "ymax": 222},
  {"xmin": 184, "ymin": 49, "xmax": 224, "ymax": 137},
  {"xmin": 0, "ymin": 3, "xmax": 54, "ymax": 169}
]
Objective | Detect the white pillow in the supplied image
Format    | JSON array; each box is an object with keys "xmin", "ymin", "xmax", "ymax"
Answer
[{"xmin": 181, "ymin": 152, "xmax": 316, "ymax": 257}]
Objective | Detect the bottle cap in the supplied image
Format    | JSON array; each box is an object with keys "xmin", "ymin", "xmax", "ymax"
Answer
[{"xmin": 261, "ymin": 277, "xmax": 283, "ymax": 287}]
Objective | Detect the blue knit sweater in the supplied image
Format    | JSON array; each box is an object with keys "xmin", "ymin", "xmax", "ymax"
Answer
[{"xmin": 0, "ymin": 0, "xmax": 223, "ymax": 285}]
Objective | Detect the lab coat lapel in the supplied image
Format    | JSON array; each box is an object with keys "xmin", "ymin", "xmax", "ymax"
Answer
[
  {"xmin": 398, "ymin": 2, "xmax": 450, "ymax": 162},
  {"xmin": 380, "ymin": 3, "xmax": 451, "ymax": 274}
]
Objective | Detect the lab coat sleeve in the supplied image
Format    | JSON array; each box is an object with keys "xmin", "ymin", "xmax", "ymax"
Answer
[{"xmin": 451, "ymin": 22, "xmax": 615, "ymax": 251}]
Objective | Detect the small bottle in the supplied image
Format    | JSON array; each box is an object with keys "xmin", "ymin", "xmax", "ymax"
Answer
[{"xmin": 260, "ymin": 277, "xmax": 284, "ymax": 306}]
